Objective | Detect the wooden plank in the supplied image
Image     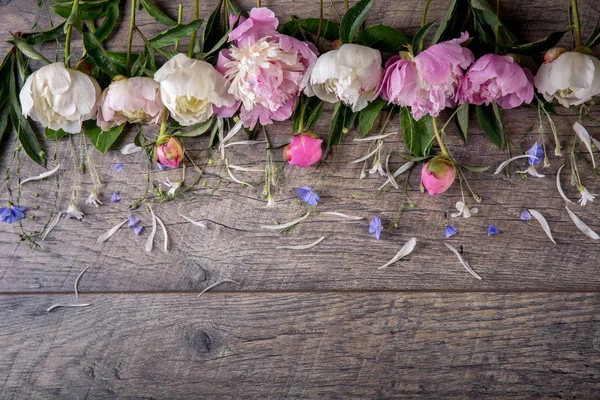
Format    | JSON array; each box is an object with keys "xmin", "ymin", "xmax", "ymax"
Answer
[
  {"xmin": 1, "ymin": 0, "xmax": 600, "ymax": 292},
  {"xmin": 1, "ymin": 292, "xmax": 600, "ymax": 398}
]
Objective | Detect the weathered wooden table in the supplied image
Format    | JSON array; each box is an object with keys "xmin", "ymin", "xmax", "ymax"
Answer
[{"xmin": 2, "ymin": 0, "xmax": 600, "ymax": 398}]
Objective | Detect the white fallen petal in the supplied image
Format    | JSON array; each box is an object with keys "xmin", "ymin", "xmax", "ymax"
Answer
[
  {"xmin": 154, "ymin": 214, "xmax": 169, "ymax": 253},
  {"xmin": 47, "ymin": 303, "xmax": 90, "ymax": 312},
  {"xmin": 96, "ymin": 219, "xmax": 128, "ymax": 243},
  {"xmin": 223, "ymin": 140, "xmax": 266, "ymax": 148},
  {"xmin": 178, "ymin": 212, "xmax": 207, "ymax": 228},
  {"xmin": 74, "ymin": 265, "xmax": 91, "ymax": 298},
  {"xmin": 516, "ymin": 166, "xmax": 545, "ymax": 178},
  {"xmin": 42, "ymin": 211, "xmax": 63, "ymax": 241},
  {"xmin": 378, "ymin": 237, "xmax": 417, "ymax": 269},
  {"xmin": 277, "ymin": 236, "xmax": 326, "ymax": 250},
  {"xmin": 494, "ymin": 155, "xmax": 536, "ymax": 175},
  {"xmin": 528, "ymin": 208, "xmax": 556, "ymax": 244},
  {"xmin": 573, "ymin": 122, "xmax": 596, "ymax": 168},
  {"xmin": 20, "ymin": 164, "xmax": 61, "ymax": 185},
  {"xmin": 353, "ymin": 132, "xmax": 398, "ymax": 142},
  {"xmin": 217, "ymin": 117, "xmax": 225, "ymax": 159},
  {"xmin": 556, "ymin": 164, "xmax": 572, "ymax": 203},
  {"xmin": 219, "ymin": 118, "xmax": 242, "ymax": 158},
  {"xmin": 197, "ymin": 279, "xmax": 240, "ymax": 298},
  {"xmin": 227, "ymin": 164, "xmax": 265, "ymax": 172},
  {"xmin": 350, "ymin": 142, "xmax": 382, "ymax": 164},
  {"xmin": 591, "ymin": 136, "xmax": 600, "ymax": 152},
  {"xmin": 384, "ymin": 154, "xmax": 399, "ymax": 189},
  {"xmin": 565, "ymin": 206, "xmax": 600, "ymax": 240},
  {"xmin": 221, "ymin": 119, "xmax": 244, "ymax": 145},
  {"xmin": 226, "ymin": 165, "xmax": 253, "ymax": 187},
  {"xmin": 321, "ymin": 211, "xmax": 364, "ymax": 221},
  {"xmin": 146, "ymin": 205, "xmax": 158, "ymax": 252},
  {"xmin": 378, "ymin": 162, "xmax": 415, "ymax": 190},
  {"xmin": 444, "ymin": 243, "xmax": 482, "ymax": 280},
  {"xmin": 120, "ymin": 143, "xmax": 143, "ymax": 155},
  {"xmin": 261, "ymin": 212, "xmax": 310, "ymax": 230}
]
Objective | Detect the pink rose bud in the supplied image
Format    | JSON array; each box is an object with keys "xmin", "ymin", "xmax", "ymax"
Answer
[
  {"xmin": 283, "ymin": 133, "xmax": 323, "ymax": 168},
  {"xmin": 154, "ymin": 136, "xmax": 184, "ymax": 168},
  {"xmin": 421, "ymin": 158, "xmax": 456, "ymax": 195},
  {"xmin": 543, "ymin": 47, "xmax": 567, "ymax": 63}
]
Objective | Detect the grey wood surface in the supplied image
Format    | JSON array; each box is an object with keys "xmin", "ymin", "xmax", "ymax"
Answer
[{"xmin": 1, "ymin": 0, "xmax": 600, "ymax": 398}]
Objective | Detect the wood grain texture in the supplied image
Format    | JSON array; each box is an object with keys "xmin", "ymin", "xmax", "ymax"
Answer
[{"xmin": 2, "ymin": 292, "xmax": 600, "ymax": 399}]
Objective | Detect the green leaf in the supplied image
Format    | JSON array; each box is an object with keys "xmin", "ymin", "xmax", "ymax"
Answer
[
  {"xmin": 82, "ymin": 24, "xmax": 122, "ymax": 76},
  {"xmin": 292, "ymin": 96, "xmax": 324, "ymax": 133},
  {"xmin": 469, "ymin": 0, "xmax": 501, "ymax": 26},
  {"xmin": 327, "ymin": 102, "xmax": 356, "ymax": 150},
  {"xmin": 45, "ymin": 128, "xmax": 69, "ymax": 140},
  {"xmin": 354, "ymin": 25, "xmax": 409, "ymax": 52},
  {"xmin": 0, "ymin": 104, "xmax": 10, "ymax": 144},
  {"xmin": 9, "ymin": 35, "xmax": 51, "ymax": 64},
  {"xmin": 456, "ymin": 103, "xmax": 469, "ymax": 143},
  {"xmin": 84, "ymin": 120, "xmax": 125, "ymax": 153},
  {"xmin": 280, "ymin": 18, "xmax": 340, "ymax": 42},
  {"xmin": 358, "ymin": 98, "xmax": 386, "ymax": 137},
  {"xmin": 175, "ymin": 119, "xmax": 214, "ymax": 137},
  {"xmin": 339, "ymin": 0, "xmax": 374, "ymax": 44},
  {"xmin": 399, "ymin": 107, "xmax": 435, "ymax": 157},
  {"xmin": 94, "ymin": 1, "xmax": 119, "ymax": 42},
  {"xmin": 148, "ymin": 19, "xmax": 204, "ymax": 49},
  {"xmin": 21, "ymin": 22, "xmax": 66, "ymax": 45},
  {"xmin": 460, "ymin": 164, "xmax": 491, "ymax": 172},
  {"xmin": 476, "ymin": 103, "xmax": 505, "ymax": 148},
  {"xmin": 225, "ymin": 0, "xmax": 240, "ymax": 20},
  {"xmin": 412, "ymin": 21, "xmax": 436, "ymax": 54},
  {"xmin": 585, "ymin": 21, "xmax": 600, "ymax": 47},
  {"xmin": 52, "ymin": 5, "xmax": 105, "ymax": 20},
  {"xmin": 501, "ymin": 30, "xmax": 566, "ymax": 56},
  {"xmin": 431, "ymin": 0, "xmax": 469, "ymax": 44},
  {"xmin": 139, "ymin": 0, "xmax": 177, "ymax": 26},
  {"xmin": 134, "ymin": 130, "xmax": 155, "ymax": 147},
  {"xmin": 203, "ymin": 0, "xmax": 224, "ymax": 53}
]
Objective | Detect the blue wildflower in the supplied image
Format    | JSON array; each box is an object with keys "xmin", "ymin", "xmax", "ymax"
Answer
[
  {"xmin": 133, "ymin": 225, "xmax": 144, "ymax": 235},
  {"xmin": 110, "ymin": 192, "xmax": 121, "ymax": 202},
  {"xmin": 526, "ymin": 142, "xmax": 544, "ymax": 166},
  {"xmin": 297, "ymin": 186, "xmax": 320, "ymax": 206},
  {"xmin": 0, "ymin": 204, "xmax": 26, "ymax": 224},
  {"xmin": 369, "ymin": 216, "xmax": 382, "ymax": 240},
  {"xmin": 445, "ymin": 225, "xmax": 457, "ymax": 238},
  {"xmin": 488, "ymin": 224, "xmax": 500, "ymax": 236},
  {"xmin": 128, "ymin": 213, "xmax": 140, "ymax": 227},
  {"xmin": 520, "ymin": 209, "xmax": 532, "ymax": 221},
  {"xmin": 156, "ymin": 162, "xmax": 166, "ymax": 171},
  {"xmin": 112, "ymin": 163, "xmax": 125, "ymax": 172}
]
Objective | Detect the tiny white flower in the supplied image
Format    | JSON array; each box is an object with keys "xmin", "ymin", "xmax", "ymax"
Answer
[
  {"xmin": 578, "ymin": 186, "xmax": 597, "ymax": 206},
  {"xmin": 368, "ymin": 159, "xmax": 385, "ymax": 176},
  {"xmin": 85, "ymin": 189, "xmax": 102, "ymax": 207},
  {"xmin": 266, "ymin": 195, "xmax": 276, "ymax": 208},
  {"xmin": 450, "ymin": 201, "xmax": 479, "ymax": 218},
  {"xmin": 66, "ymin": 202, "xmax": 84, "ymax": 220},
  {"xmin": 163, "ymin": 178, "xmax": 182, "ymax": 196},
  {"xmin": 516, "ymin": 165, "xmax": 545, "ymax": 178}
]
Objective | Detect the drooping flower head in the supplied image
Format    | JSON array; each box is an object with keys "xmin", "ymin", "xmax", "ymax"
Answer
[
  {"xmin": 421, "ymin": 158, "xmax": 456, "ymax": 195},
  {"xmin": 154, "ymin": 53, "xmax": 236, "ymax": 126},
  {"xmin": 97, "ymin": 76, "xmax": 164, "ymax": 131},
  {"xmin": 283, "ymin": 133, "xmax": 323, "ymax": 168},
  {"xmin": 154, "ymin": 136, "xmax": 184, "ymax": 167},
  {"xmin": 535, "ymin": 49, "xmax": 600, "ymax": 107},
  {"xmin": 380, "ymin": 33, "xmax": 474, "ymax": 120},
  {"xmin": 297, "ymin": 186, "xmax": 320, "ymax": 206},
  {"xmin": 0, "ymin": 204, "xmax": 26, "ymax": 224},
  {"xmin": 303, "ymin": 43, "xmax": 383, "ymax": 112},
  {"xmin": 526, "ymin": 142, "xmax": 544, "ymax": 166},
  {"xmin": 369, "ymin": 216, "xmax": 382, "ymax": 240},
  {"xmin": 459, "ymin": 54, "xmax": 534, "ymax": 109},
  {"xmin": 20, "ymin": 62, "xmax": 100, "ymax": 133},
  {"xmin": 217, "ymin": 8, "xmax": 318, "ymax": 128},
  {"xmin": 445, "ymin": 225, "xmax": 457, "ymax": 238}
]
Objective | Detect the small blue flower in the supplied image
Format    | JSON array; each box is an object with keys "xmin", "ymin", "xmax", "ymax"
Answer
[
  {"xmin": 112, "ymin": 163, "xmax": 125, "ymax": 172},
  {"xmin": 369, "ymin": 216, "xmax": 382, "ymax": 240},
  {"xmin": 110, "ymin": 192, "xmax": 121, "ymax": 202},
  {"xmin": 445, "ymin": 225, "xmax": 457, "ymax": 238},
  {"xmin": 520, "ymin": 209, "xmax": 532, "ymax": 221},
  {"xmin": 488, "ymin": 224, "xmax": 500, "ymax": 236},
  {"xmin": 297, "ymin": 186, "xmax": 320, "ymax": 206},
  {"xmin": 526, "ymin": 142, "xmax": 544, "ymax": 166},
  {"xmin": 0, "ymin": 204, "xmax": 26, "ymax": 224},
  {"xmin": 156, "ymin": 162, "xmax": 166, "ymax": 171},
  {"xmin": 133, "ymin": 225, "xmax": 145, "ymax": 235},
  {"xmin": 128, "ymin": 213, "xmax": 140, "ymax": 227}
]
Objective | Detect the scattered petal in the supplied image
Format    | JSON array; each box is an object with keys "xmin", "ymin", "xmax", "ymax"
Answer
[
  {"xmin": 226, "ymin": 163, "xmax": 253, "ymax": 187},
  {"xmin": 321, "ymin": 211, "xmax": 364, "ymax": 221},
  {"xmin": 556, "ymin": 165, "xmax": 572, "ymax": 203},
  {"xmin": 42, "ymin": 212, "xmax": 63, "ymax": 240},
  {"xmin": 261, "ymin": 212, "xmax": 310, "ymax": 230},
  {"xmin": 223, "ymin": 140, "xmax": 266, "ymax": 148},
  {"xmin": 494, "ymin": 155, "xmax": 537, "ymax": 175},
  {"xmin": 178, "ymin": 212, "xmax": 207, "ymax": 228},
  {"xmin": 20, "ymin": 164, "xmax": 61, "ymax": 185},
  {"xmin": 297, "ymin": 186, "xmax": 320, "ymax": 206},
  {"xmin": 197, "ymin": 279, "xmax": 240, "ymax": 298},
  {"xmin": 156, "ymin": 162, "xmax": 167, "ymax": 171},
  {"xmin": 487, "ymin": 224, "xmax": 500, "ymax": 236},
  {"xmin": 227, "ymin": 164, "xmax": 265, "ymax": 172},
  {"xmin": 47, "ymin": 303, "xmax": 90, "ymax": 312},
  {"xmin": 128, "ymin": 213, "xmax": 140, "ymax": 227},
  {"xmin": 133, "ymin": 225, "xmax": 145, "ymax": 235},
  {"xmin": 378, "ymin": 237, "xmax": 417, "ymax": 269},
  {"xmin": 445, "ymin": 225, "xmax": 457, "ymax": 238},
  {"xmin": 353, "ymin": 132, "xmax": 398, "ymax": 141},
  {"xmin": 120, "ymin": 143, "xmax": 143, "ymax": 155},
  {"xmin": 516, "ymin": 165, "xmax": 545, "ymax": 178},
  {"xmin": 350, "ymin": 142, "xmax": 383, "ymax": 164},
  {"xmin": 146, "ymin": 205, "xmax": 158, "ymax": 252},
  {"xmin": 384, "ymin": 154, "xmax": 399, "ymax": 189},
  {"xmin": 154, "ymin": 214, "xmax": 169, "ymax": 253},
  {"xmin": 369, "ymin": 216, "xmax": 382, "ymax": 240},
  {"xmin": 74, "ymin": 265, "xmax": 91, "ymax": 298},
  {"xmin": 527, "ymin": 208, "xmax": 556, "ymax": 244},
  {"xmin": 565, "ymin": 206, "xmax": 600, "ymax": 240},
  {"xmin": 96, "ymin": 219, "xmax": 128, "ymax": 243},
  {"xmin": 520, "ymin": 209, "xmax": 532, "ymax": 221},
  {"xmin": 378, "ymin": 162, "xmax": 415, "ymax": 190},
  {"xmin": 112, "ymin": 163, "xmax": 125, "ymax": 172},
  {"xmin": 110, "ymin": 192, "xmax": 121, "ymax": 202},
  {"xmin": 444, "ymin": 243, "xmax": 482, "ymax": 280},
  {"xmin": 573, "ymin": 122, "xmax": 596, "ymax": 168},
  {"xmin": 276, "ymin": 236, "xmax": 326, "ymax": 250}
]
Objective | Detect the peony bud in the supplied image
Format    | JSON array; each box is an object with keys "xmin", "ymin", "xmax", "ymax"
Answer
[
  {"xmin": 154, "ymin": 136, "xmax": 184, "ymax": 167},
  {"xmin": 421, "ymin": 158, "xmax": 456, "ymax": 195},
  {"xmin": 543, "ymin": 47, "xmax": 567, "ymax": 63},
  {"xmin": 283, "ymin": 133, "xmax": 323, "ymax": 168}
]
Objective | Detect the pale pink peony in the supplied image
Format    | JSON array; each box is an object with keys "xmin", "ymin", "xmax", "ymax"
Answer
[
  {"xmin": 155, "ymin": 136, "xmax": 184, "ymax": 167},
  {"xmin": 458, "ymin": 54, "xmax": 534, "ymax": 109},
  {"xmin": 283, "ymin": 133, "xmax": 323, "ymax": 168},
  {"xmin": 216, "ymin": 7, "xmax": 318, "ymax": 129},
  {"xmin": 421, "ymin": 158, "xmax": 456, "ymax": 195},
  {"xmin": 380, "ymin": 33, "xmax": 474, "ymax": 120},
  {"xmin": 97, "ymin": 77, "xmax": 164, "ymax": 131}
]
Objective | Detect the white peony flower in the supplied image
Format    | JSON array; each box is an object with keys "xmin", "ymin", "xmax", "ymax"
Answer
[
  {"xmin": 19, "ymin": 63, "xmax": 100, "ymax": 133},
  {"xmin": 302, "ymin": 44, "xmax": 383, "ymax": 112},
  {"xmin": 535, "ymin": 51, "xmax": 600, "ymax": 107},
  {"xmin": 154, "ymin": 53, "xmax": 236, "ymax": 126}
]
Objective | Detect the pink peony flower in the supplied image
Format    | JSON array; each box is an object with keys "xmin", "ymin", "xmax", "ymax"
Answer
[
  {"xmin": 421, "ymin": 158, "xmax": 456, "ymax": 195},
  {"xmin": 216, "ymin": 7, "xmax": 318, "ymax": 129},
  {"xmin": 97, "ymin": 76, "xmax": 164, "ymax": 131},
  {"xmin": 380, "ymin": 33, "xmax": 474, "ymax": 120},
  {"xmin": 458, "ymin": 54, "xmax": 534, "ymax": 109},
  {"xmin": 283, "ymin": 133, "xmax": 323, "ymax": 168},
  {"xmin": 154, "ymin": 136, "xmax": 184, "ymax": 167}
]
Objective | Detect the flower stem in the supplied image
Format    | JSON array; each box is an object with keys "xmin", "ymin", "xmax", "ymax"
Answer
[
  {"xmin": 494, "ymin": 0, "xmax": 500, "ymax": 53},
  {"xmin": 315, "ymin": 0, "xmax": 324, "ymax": 46},
  {"xmin": 174, "ymin": 4, "xmax": 183, "ymax": 52},
  {"xmin": 421, "ymin": 0, "xmax": 431, "ymax": 28},
  {"xmin": 64, "ymin": 0, "xmax": 80, "ymax": 67},
  {"xmin": 572, "ymin": 0, "xmax": 581, "ymax": 47},
  {"xmin": 126, "ymin": 0, "xmax": 137, "ymax": 76},
  {"xmin": 297, "ymin": 97, "xmax": 305, "ymax": 133},
  {"xmin": 344, "ymin": 0, "xmax": 349, "ymax": 11},
  {"xmin": 432, "ymin": 117, "xmax": 449, "ymax": 158},
  {"xmin": 158, "ymin": 110, "xmax": 169, "ymax": 138},
  {"xmin": 188, "ymin": 0, "xmax": 200, "ymax": 58}
]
